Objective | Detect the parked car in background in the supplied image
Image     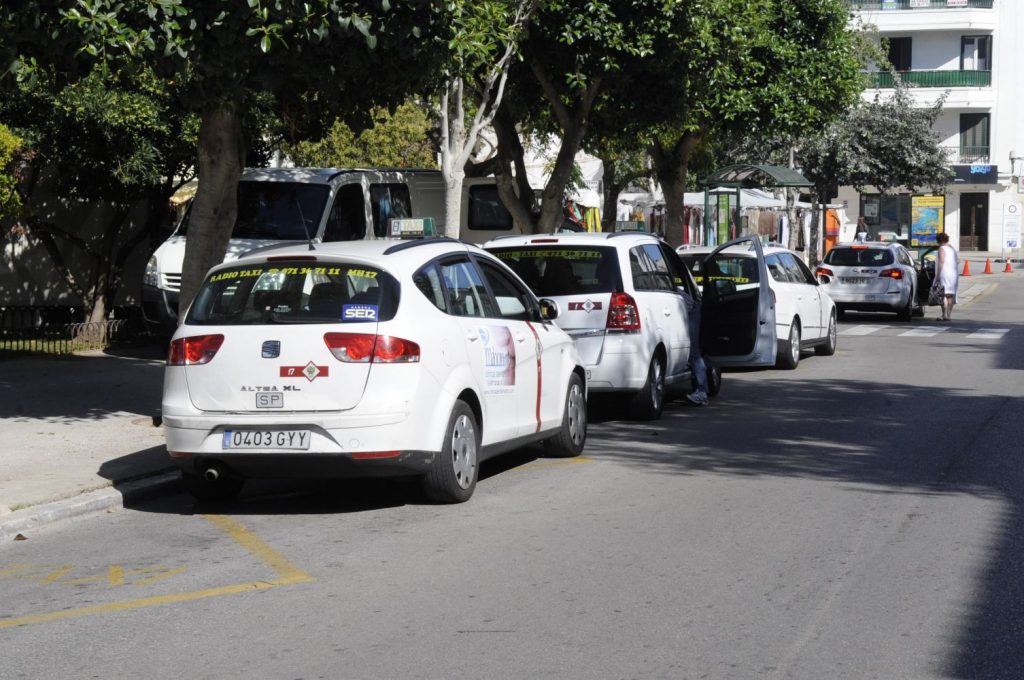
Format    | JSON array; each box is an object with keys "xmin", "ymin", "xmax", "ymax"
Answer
[
  {"xmin": 815, "ymin": 241, "xmax": 922, "ymax": 321},
  {"xmin": 143, "ymin": 168, "xmax": 513, "ymax": 334},
  {"xmin": 484, "ymin": 232, "xmax": 716, "ymax": 420},
  {"xmin": 678, "ymin": 240, "xmax": 837, "ymax": 370},
  {"xmin": 162, "ymin": 233, "xmax": 586, "ymax": 503}
]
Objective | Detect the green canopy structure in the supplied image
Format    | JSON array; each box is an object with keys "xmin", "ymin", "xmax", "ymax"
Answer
[{"xmin": 701, "ymin": 164, "xmax": 813, "ymax": 245}]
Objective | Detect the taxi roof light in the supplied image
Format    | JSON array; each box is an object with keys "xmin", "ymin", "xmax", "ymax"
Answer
[{"xmin": 388, "ymin": 217, "xmax": 435, "ymax": 240}]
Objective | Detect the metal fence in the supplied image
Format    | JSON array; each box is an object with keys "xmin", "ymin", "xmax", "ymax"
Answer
[{"xmin": 0, "ymin": 306, "xmax": 151, "ymax": 356}]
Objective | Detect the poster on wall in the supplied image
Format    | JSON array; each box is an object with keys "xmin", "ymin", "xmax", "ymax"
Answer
[
  {"xmin": 717, "ymin": 194, "xmax": 730, "ymax": 246},
  {"xmin": 910, "ymin": 195, "xmax": 945, "ymax": 247},
  {"xmin": 478, "ymin": 325, "xmax": 516, "ymax": 395}
]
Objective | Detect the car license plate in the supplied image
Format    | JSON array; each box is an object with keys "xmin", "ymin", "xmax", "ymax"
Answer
[
  {"xmin": 841, "ymin": 277, "xmax": 870, "ymax": 284},
  {"xmin": 222, "ymin": 430, "xmax": 310, "ymax": 450}
]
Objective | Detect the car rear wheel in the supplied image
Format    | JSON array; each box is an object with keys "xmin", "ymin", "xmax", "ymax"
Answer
[
  {"xmin": 544, "ymin": 373, "xmax": 587, "ymax": 458},
  {"xmin": 692, "ymin": 358, "xmax": 722, "ymax": 397},
  {"xmin": 181, "ymin": 470, "xmax": 244, "ymax": 502},
  {"xmin": 776, "ymin": 321, "xmax": 801, "ymax": 370},
  {"xmin": 816, "ymin": 312, "xmax": 837, "ymax": 356},
  {"xmin": 422, "ymin": 400, "xmax": 478, "ymax": 503},
  {"xmin": 629, "ymin": 351, "xmax": 665, "ymax": 420},
  {"xmin": 897, "ymin": 292, "xmax": 913, "ymax": 321}
]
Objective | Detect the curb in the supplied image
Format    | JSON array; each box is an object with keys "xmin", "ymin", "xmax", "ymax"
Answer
[{"xmin": 0, "ymin": 471, "xmax": 181, "ymax": 542}]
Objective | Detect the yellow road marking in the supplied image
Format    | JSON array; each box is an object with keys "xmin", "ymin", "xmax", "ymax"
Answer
[
  {"xmin": 0, "ymin": 515, "xmax": 313, "ymax": 630},
  {"xmin": 518, "ymin": 456, "xmax": 594, "ymax": 471}
]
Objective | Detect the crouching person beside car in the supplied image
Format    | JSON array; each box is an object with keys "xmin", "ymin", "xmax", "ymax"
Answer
[{"xmin": 680, "ymin": 290, "xmax": 709, "ymax": 406}]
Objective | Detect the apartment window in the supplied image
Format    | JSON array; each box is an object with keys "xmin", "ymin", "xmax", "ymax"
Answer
[
  {"xmin": 887, "ymin": 37, "xmax": 912, "ymax": 72},
  {"xmin": 961, "ymin": 35, "xmax": 992, "ymax": 71},
  {"xmin": 959, "ymin": 113, "xmax": 990, "ymax": 163}
]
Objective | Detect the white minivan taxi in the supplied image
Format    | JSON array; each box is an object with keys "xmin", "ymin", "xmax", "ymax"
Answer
[
  {"xmin": 162, "ymin": 236, "xmax": 586, "ymax": 503},
  {"xmin": 485, "ymin": 232, "xmax": 720, "ymax": 420}
]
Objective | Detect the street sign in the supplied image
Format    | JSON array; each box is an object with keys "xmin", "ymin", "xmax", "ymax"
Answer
[{"xmin": 1003, "ymin": 202, "xmax": 1022, "ymax": 251}]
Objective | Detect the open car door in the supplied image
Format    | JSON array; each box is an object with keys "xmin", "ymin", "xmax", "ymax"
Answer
[{"xmin": 700, "ymin": 236, "xmax": 777, "ymax": 367}]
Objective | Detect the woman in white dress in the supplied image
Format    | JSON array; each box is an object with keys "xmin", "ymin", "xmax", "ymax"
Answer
[{"xmin": 934, "ymin": 232, "xmax": 959, "ymax": 321}]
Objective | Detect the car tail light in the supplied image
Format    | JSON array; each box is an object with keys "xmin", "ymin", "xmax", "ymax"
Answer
[
  {"xmin": 815, "ymin": 266, "xmax": 834, "ymax": 277},
  {"xmin": 607, "ymin": 292, "xmax": 641, "ymax": 331},
  {"xmin": 324, "ymin": 333, "xmax": 420, "ymax": 363},
  {"xmin": 168, "ymin": 334, "xmax": 224, "ymax": 365},
  {"xmin": 879, "ymin": 268, "xmax": 903, "ymax": 279}
]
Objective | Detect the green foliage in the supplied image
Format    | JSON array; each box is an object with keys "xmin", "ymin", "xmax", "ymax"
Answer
[
  {"xmin": 283, "ymin": 101, "xmax": 437, "ymax": 168},
  {"xmin": 2, "ymin": 64, "xmax": 198, "ymax": 202},
  {"xmin": 799, "ymin": 82, "xmax": 952, "ymax": 195},
  {"xmin": 0, "ymin": 122, "xmax": 25, "ymax": 219}
]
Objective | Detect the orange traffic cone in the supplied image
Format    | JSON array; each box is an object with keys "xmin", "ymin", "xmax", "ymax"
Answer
[
  {"xmin": 1004, "ymin": 260, "xmax": 1014, "ymax": 274},
  {"xmin": 984, "ymin": 258, "xmax": 993, "ymax": 274},
  {"xmin": 961, "ymin": 259, "xmax": 971, "ymax": 276}
]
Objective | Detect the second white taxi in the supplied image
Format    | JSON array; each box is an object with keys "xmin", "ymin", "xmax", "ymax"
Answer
[
  {"xmin": 677, "ymin": 238, "xmax": 837, "ymax": 370},
  {"xmin": 162, "ymin": 235, "xmax": 587, "ymax": 503}
]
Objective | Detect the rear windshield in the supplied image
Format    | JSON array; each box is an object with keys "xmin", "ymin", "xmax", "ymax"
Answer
[
  {"xmin": 179, "ymin": 181, "xmax": 329, "ymax": 241},
  {"xmin": 705, "ymin": 253, "xmax": 760, "ymax": 289},
  {"xmin": 487, "ymin": 246, "xmax": 620, "ymax": 296},
  {"xmin": 186, "ymin": 260, "xmax": 399, "ymax": 325},
  {"xmin": 824, "ymin": 247, "xmax": 894, "ymax": 266}
]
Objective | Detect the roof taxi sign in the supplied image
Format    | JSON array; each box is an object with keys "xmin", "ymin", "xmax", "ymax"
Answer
[{"xmin": 389, "ymin": 217, "xmax": 436, "ymax": 239}]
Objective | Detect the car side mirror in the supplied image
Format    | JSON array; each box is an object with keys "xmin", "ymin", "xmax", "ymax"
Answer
[{"xmin": 538, "ymin": 298, "xmax": 560, "ymax": 321}]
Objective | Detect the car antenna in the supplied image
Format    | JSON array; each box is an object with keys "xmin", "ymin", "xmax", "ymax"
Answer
[{"xmin": 293, "ymin": 191, "xmax": 315, "ymax": 251}]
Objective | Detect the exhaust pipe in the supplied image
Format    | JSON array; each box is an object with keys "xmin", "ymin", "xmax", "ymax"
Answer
[{"xmin": 204, "ymin": 465, "xmax": 222, "ymax": 482}]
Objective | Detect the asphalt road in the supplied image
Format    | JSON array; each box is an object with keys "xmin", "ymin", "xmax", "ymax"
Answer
[{"xmin": 2, "ymin": 276, "xmax": 1023, "ymax": 679}]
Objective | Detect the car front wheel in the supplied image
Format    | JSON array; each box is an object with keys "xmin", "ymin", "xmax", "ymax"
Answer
[
  {"xmin": 544, "ymin": 373, "xmax": 587, "ymax": 457},
  {"xmin": 422, "ymin": 400, "xmax": 479, "ymax": 503}
]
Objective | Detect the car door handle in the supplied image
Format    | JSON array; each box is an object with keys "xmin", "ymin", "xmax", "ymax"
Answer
[
  {"xmin": 514, "ymin": 333, "xmax": 528, "ymax": 343},
  {"xmin": 663, "ymin": 308, "xmax": 672, "ymax": 317},
  {"xmin": 466, "ymin": 329, "xmax": 479, "ymax": 342}
]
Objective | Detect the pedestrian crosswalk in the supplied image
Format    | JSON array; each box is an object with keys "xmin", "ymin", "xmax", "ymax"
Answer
[{"xmin": 839, "ymin": 324, "xmax": 1011, "ymax": 340}]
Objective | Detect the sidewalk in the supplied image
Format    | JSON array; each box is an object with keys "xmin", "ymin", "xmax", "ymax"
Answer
[
  {"xmin": 0, "ymin": 270, "xmax": 1015, "ymax": 540},
  {"xmin": 0, "ymin": 343, "xmax": 179, "ymax": 540}
]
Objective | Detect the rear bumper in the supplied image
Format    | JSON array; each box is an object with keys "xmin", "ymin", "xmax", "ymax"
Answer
[
  {"xmin": 170, "ymin": 450, "xmax": 436, "ymax": 478},
  {"xmin": 830, "ymin": 288, "xmax": 910, "ymax": 312},
  {"xmin": 579, "ymin": 333, "xmax": 651, "ymax": 392}
]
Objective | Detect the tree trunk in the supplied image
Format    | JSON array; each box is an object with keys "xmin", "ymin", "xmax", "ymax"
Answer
[
  {"xmin": 492, "ymin": 102, "xmax": 537, "ymax": 233},
  {"xmin": 178, "ymin": 106, "xmax": 245, "ymax": 322},
  {"xmin": 650, "ymin": 133, "xmax": 702, "ymax": 247},
  {"xmin": 444, "ymin": 172, "xmax": 464, "ymax": 239},
  {"xmin": 536, "ymin": 121, "xmax": 587, "ymax": 233}
]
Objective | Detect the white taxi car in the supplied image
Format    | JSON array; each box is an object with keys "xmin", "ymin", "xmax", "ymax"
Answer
[
  {"xmin": 677, "ymin": 238, "xmax": 837, "ymax": 370},
  {"xmin": 485, "ymin": 232, "xmax": 705, "ymax": 420},
  {"xmin": 162, "ymin": 236, "xmax": 587, "ymax": 503},
  {"xmin": 815, "ymin": 241, "xmax": 922, "ymax": 321}
]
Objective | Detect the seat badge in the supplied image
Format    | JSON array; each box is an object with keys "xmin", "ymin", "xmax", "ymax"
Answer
[{"xmin": 262, "ymin": 340, "xmax": 281, "ymax": 359}]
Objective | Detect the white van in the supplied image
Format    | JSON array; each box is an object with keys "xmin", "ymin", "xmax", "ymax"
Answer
[{"xmin": 142, "ymin": 167, "xmax": 516, "ymax": 331}]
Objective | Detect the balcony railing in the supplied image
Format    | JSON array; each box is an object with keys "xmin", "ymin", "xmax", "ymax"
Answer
[
  {"xmin": 868, "ymin": 70, "xmax": 991, "ymax": 88},
  {"xmin": 941, "ymin": 146, "xmax": 990, "ymax": 163},
  {"xmin": 844, "ymin": 0, "xmax": 993, "ymax": 9}
]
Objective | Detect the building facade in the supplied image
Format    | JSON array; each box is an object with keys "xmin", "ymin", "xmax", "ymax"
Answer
[{"xmin": 841, "ymin": 0, "xmax": 1024, "ymax": 255}]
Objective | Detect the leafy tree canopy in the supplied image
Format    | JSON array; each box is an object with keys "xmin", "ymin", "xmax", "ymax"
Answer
[
  {"xmin": 284, "ymin": 101, "xmax": 437, "ymax": 169},
  {"xmin": 0, "ymin": 122, "xmax": 24, "ymax": 220}
]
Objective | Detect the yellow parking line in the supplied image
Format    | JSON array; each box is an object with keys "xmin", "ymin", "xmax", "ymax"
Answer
[
  {"xmin": 519, "ymin": 456, "xmax": 594, "ymax": 471},
  {"xmin": 0, "ymin": 515, "xmax": 313, "ymax": 630}
]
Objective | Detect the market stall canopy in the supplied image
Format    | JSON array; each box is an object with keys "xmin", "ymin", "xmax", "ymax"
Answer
[{"xmin": 702, "ymin": 164, "xmax": 813, "ymax": 188}]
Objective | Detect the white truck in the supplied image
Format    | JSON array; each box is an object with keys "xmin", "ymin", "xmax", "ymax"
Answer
[{"xmin": 142, "ymin": 167, "xmax": 516, "ymax": 332}]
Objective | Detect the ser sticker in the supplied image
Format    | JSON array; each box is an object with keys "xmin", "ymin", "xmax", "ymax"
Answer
[{"xmin": 342, "ymin": 304, "xmax": 378, "ymax": 321}]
